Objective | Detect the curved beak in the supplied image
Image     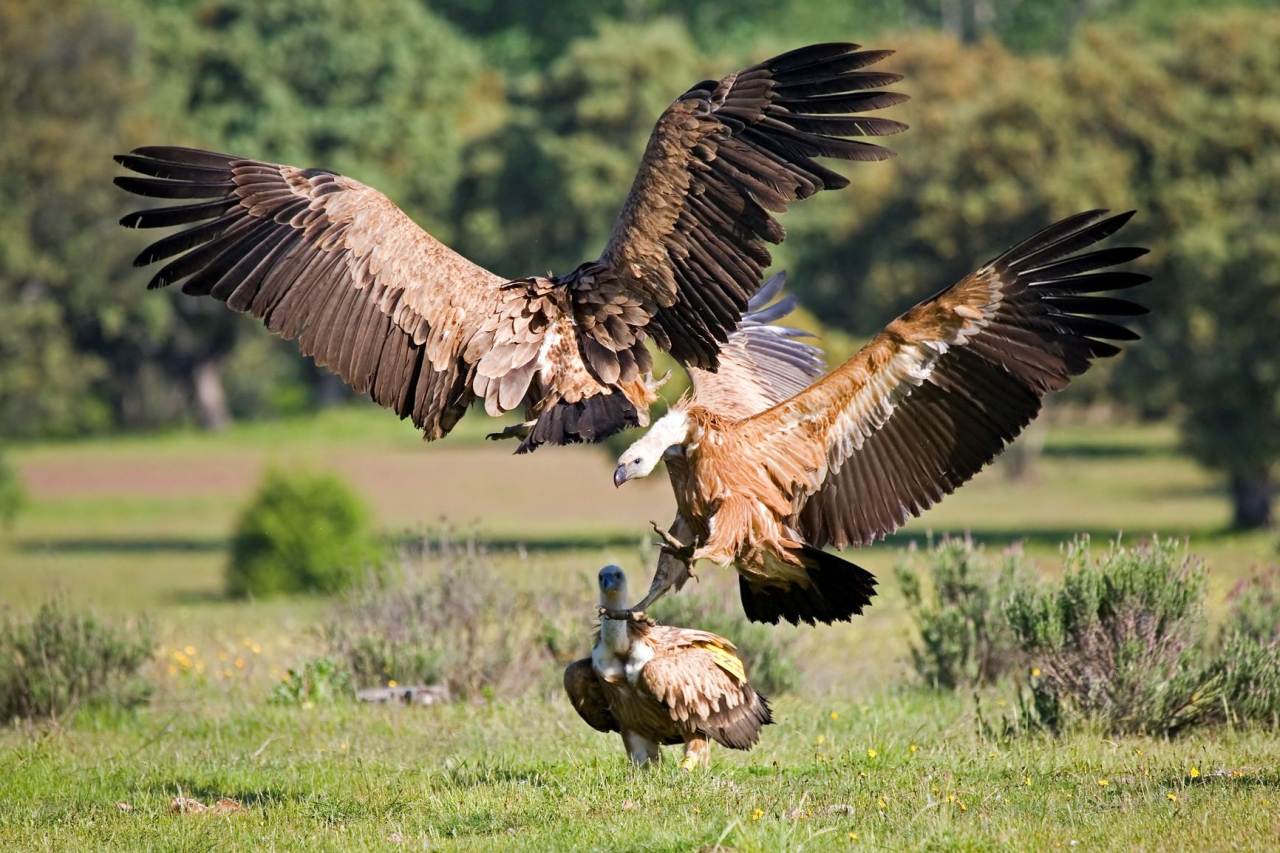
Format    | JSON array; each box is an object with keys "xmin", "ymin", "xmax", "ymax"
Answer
[{"xmin": 613, "ymin": 464, "xmax": 628, "ymax": 488}]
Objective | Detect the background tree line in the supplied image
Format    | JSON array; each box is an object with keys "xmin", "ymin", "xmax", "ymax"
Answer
[{"xmin": 1, "ymin": 0, "xmax": 1276, "ymax": 526}]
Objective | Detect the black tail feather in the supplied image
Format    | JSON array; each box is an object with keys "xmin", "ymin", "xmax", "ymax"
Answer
[
  {"xmin": 739, "ymin": 546, "xmax": 877, "ymax": 625},
  {"xmin": 517, "ymin": 392, "xmax": 640, "ymax": 453}
]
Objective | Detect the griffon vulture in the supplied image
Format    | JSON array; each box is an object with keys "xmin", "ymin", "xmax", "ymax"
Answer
[
  {"xmin": 112, "ymin": 43, "xmax": 906, "ymax": 451},
  {"xmin": 613, "ymin": 210, "xmax": 1151, "ymax": 625},
  {"xmin": 564, "ymin": 565, "xmax": 772, "ymax": 768}
]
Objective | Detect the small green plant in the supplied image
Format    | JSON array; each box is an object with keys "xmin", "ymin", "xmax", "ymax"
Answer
[
  {"xmin": 227, "ymin": 468, "xmax": 380, "ymax": 597},
  {"xmin": 651, "ymin": 591, "xmax": 798, "ymax": 697},
  {"xmin": 895, "ymin": 538, "xmax": 1027, "ymax": 690},
  {"xmin": 270, "ymin": 657, "xmax": 354, "ymax": 707},
  {"xmin": 0, "ymin": 600, "xmax": 153, "ymax": 721},
  {"xmin": 1004, "ymin": 538, "xmax": 1217, "ymax": 735},
  {"xmin": 0, "ymin": 448, "xmax": 25, "ymax": 530},
  {"xmin": 1200, "ymin": 567, "xmax": 1280, "ymax": 727}
]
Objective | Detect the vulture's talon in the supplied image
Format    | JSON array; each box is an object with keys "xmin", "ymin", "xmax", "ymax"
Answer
[{"xmin": 649, "ymin": 520, "xmax": 694, "ymax": 559}]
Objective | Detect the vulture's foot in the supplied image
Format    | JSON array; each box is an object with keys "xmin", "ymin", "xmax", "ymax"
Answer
[
  {"xmin": 648, "ymin": 520, "xmax": 695, "ymax": 561},
  {"xmin": 485, "ymin": 420, "xmax": 533, "ymax": 442},
  {"xmin": 680, "ymin": 737, "xmax": 711, "ymax": 770},
  {"xmin": 597, "ymin": 606, "xmax": 655, "ymax": 625}
]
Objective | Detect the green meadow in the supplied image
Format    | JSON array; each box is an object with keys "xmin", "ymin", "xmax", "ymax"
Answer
[{"xmin": 1, "ymin": 410, "xmax": 1276, "ymax": 850}]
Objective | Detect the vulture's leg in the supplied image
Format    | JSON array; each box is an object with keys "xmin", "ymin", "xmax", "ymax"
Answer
[
  {"xmin": 621, "ymin": 730, "xmax": 661, "ymax": 767},
  {"xmin": 679, "ymin": 736, "xmax": 711, "ymax": 770},
  {"xmin": 485, "ymin": 420, "xmax": 534, "ymax": 441},
  {"xmin": 630, "ymin": 518, "xmax": 696, "ymax": 614}
]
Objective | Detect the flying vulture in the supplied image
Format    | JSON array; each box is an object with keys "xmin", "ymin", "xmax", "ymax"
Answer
[
  {"xmin": 112, "ymin": 43, "xmax": 906, "ymax": 451},
  {"xmin": 613, "ymin": 210, "xmax": 1151, "ymax": 625},
  {"xmin": 564, "ymin": 565, "xmax": 772, "ymax": 768}
]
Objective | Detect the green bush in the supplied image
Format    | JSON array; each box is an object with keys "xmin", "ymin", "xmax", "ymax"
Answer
[
  {"xmin": 895, "ymin": 539, "xmax": 1027, "ymax": 690},
  {"xmin": 325, "ymin": 538, "xmax": 575, "ymax": 700},
  {"xmin": 270, "ymin": 657, "xmax": 354, "ymax": 707},
  {"xmin": 1004, "ymin": 538, "xmax": 1217, "ymax": 735},
  {"xmin": 227, "ymin": 469, "xmax": 380, "ymax": 597},
  {"xmin": 1200, "ymin": 567, "xmax": 1280, "ymax": 728},
  {"xmin": 0, "ymin": 449, "xmax": 25, "ymax": 530},
  {"xmin": 651, "ymin": 590, "xmax": 798, "ymax": 697},
  {"xmin": 0, "ymin": 600, "xmax": 153, "ymax": 721}
]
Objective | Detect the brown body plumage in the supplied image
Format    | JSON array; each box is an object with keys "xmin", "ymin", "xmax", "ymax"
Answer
[
  {"xmin": 113, "ymin": 43, "xmax": 906, "ymax": 450},
  {"xmin": 616, "ymin": 211, "xmax": 1151, "ymax": 625},
  {"xmin": 564, "ymin": 566, "xmax": 772, "ymax": 767}
]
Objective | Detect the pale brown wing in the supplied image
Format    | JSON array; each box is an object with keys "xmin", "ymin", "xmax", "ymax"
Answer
[
  {"xmin": 572, "ymin": 43, "xmax": 906, "ymax": 379},
  {"xmin": 638, "ymin": 626, "xmax": 772, "ymax": 750},
  {"xmin": 115, "ymin": 147, "xmax": 507, "ymax": 439},
  {"xmin": 563, "ymin": 658, "xmax": 618, "ymax": 734},
  {"xmin": 686, "ymin": 272, "xmax": 826, "ymax": 421},
  {"xmin": 736, "ymin": 210, "xmax": 1150, "ymax": 547}
]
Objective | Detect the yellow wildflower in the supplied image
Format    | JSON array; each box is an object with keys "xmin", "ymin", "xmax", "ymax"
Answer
[
  {"xmin": 234, "ymin": 657, "xmax": 246, "ymax": 670},
  {"xmin": 1030, "ymin": 666, "xmax": 1041, "ymax": 678},
  {"xmin": 1097, "ymin": 779, "xmax": 1110, "ymax": 788},
  {"xmin": 830, "ymin": 711, "xmax": 839, "ymax": 721},
  {"xmin": 1189, "ymin": 766, "xmax": 1200, "ymax": 779},
  {"xmin": 816, "ymin": 734, "xmax": 825, "ymax": 745},
  {"xmin": 388, "ymin": 679, "xmax": 399, "ymax": 688},
  {"xmin": 1167, "ymin": 792, "xmax": 1178, "ymax": 802},
  {"xmin": 909, "ymin": 743, "xmax": 919, "ymax": 754},
  {"xmin": 1024, "ymin": 776, "xmax": 1032, "ymax": 786},
  {"xmin": 866, "ymin": 748, "xmax": 877, "ymax": 760},
  {"xmin": 848, "ymin": 831, "xmax": 858, "ymax": 842},
  {"xmin": 184, "ymin": 645, "xmax": 197, "ymax": 657},
  {"xmin": 751, "ymin": 808, "xmax": 764, "ymax": 822}
]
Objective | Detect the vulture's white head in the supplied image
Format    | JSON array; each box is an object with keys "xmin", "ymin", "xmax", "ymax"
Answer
[
  {"xmin": 597, "ymin": 564, "xmax": 630, "ymax": 610},
  {"xmin": 613, "ymin": 409, "xmax": 690, "ymax": 487}
]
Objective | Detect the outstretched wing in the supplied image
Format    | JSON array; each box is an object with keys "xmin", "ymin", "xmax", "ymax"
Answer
[
  {"xmin": 639, "ymin": 626, "xmax": 772, "ymax": 750},
  {"xmin": 686, "ymin": 272, "xmax": 826, "ymax": 421},
  {"xmin": 570, "ymin": 43, "xmax": 906, "ymax": 383},
  {"xmin": 563, "ymin": 658, "xmax": 618, "ymax": 733},
  {"xmin": 115, "ymin": 147, "xmax": 506, "ymax": 439},
  {"xmin": 736, "ymin": 210, "xmax": 1150, "ymax": 547}
]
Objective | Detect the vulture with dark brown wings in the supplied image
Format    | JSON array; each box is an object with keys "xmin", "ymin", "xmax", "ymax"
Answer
[
  {"xmin": 613, "ymin": 210, "xmax": 1151, "ymax": 625},
  {"xmin": 113, "ymin": 44, "xmax": 906, "ymax": 450}
]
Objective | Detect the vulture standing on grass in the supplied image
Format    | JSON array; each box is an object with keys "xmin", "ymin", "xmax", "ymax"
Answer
[
  {"xmin": 613, "ymin": 210, "xmax": 1151, "ymax": 625},
  {"xmin": 112, "ymin": 43, "xmax": 907, "ymax": 451},
  {"xmin": 564, "ymin": 565, "xmax": 772, "ymax": 768}
]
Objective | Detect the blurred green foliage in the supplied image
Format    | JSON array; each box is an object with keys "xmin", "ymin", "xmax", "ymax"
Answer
[
  {"xmin": 227, "ymin": 468, "xmax": 380, "ymax": 597},
  {"xmin": 1, "ymin": 0, "xmax": 1276, "ymax": 523}
]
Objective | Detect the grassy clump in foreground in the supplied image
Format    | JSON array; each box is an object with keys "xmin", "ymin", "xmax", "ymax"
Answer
[{"xmin": 1, "ymin": 693, "xmax": 1277, "ymax": 850}]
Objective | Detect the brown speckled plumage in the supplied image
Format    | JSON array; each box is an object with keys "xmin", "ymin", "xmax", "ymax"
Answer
[{"xmin": 114, "ymin": 43, "xmax": 905, "ymax": 448}]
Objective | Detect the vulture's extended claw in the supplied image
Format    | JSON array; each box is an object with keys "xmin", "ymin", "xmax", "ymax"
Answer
[
  {"xmin": 597, "ymin": 605, "xmax": 655, "ymax": 625},
  {"xmin": 649, "ymin": 520, "xmax": 694, "ymax": 559}
]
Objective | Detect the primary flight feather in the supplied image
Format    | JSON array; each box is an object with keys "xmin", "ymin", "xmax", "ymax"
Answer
[{"xmin": 113, "ymin": 43, "xmax": 906, "ymax": 450}]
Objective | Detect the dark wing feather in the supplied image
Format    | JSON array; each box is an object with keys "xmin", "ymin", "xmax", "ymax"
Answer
[
  {"xmin": 573, "ymin": 43, "xmax": 906, "ymax": 382},
  {"xmin": 115, "ymin": 147, "xmax": 507, "ymax": 439},
  {"xmin": 563, "ymin": 658, "xmax": 619, "ymax": 734}
]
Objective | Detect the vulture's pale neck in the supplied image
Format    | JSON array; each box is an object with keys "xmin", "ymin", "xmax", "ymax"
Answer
[
  {"xmin": 599, "ymin": 577, "xmax": 632, "ymax": 656},
  {"xmin": 626, "ymin": 409, "xmax": 691, "ymax": 476}
]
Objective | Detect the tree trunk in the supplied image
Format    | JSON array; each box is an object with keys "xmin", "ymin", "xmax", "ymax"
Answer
[
  {"xmin": 1230, "ymin": 470, "xmax": 1273, "ymax": 530},
  {"xmin": 191, "ymin": 358, "xmax": 231, "ymax": 431}
]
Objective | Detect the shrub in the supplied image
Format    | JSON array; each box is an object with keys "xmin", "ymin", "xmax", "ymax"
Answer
[
  {"xmin": 650, "ymin": 590, "xmax": 798, "ymax": 697},
  {"xmin": 0, "ymin": 600, "xmax": 153, "ymax": 721},
  {"xmin": 270, "ymin": 657, "xmax": 354, "ymax": 707},
  {"xmin": 325, "ymin": 538, "xmax": 576, "ymax": 700},
  {"xmin": 227, "ymin": 468, "xmax": 380, "ymax": 597},
  {"xmin": 1201, "ymin": 567, "xmax": 1280, "ymax": 728},
  {"xmin": 1004, "ymin": 538, "xmax": 1217, "ymax": 735},
  {"xmin": 895, "ymin": 539, "xmax": 1027, "ymax": 690},
  {"xmin": 0, "ymin": 449, "xmax": 25, "ymax": 530}
]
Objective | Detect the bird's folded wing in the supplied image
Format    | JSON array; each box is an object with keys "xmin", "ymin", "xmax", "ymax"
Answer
[
  {"xmin": 115, "ymin": 147, "xmax": 507, "ymax": 438},
  {"xmin": 686, "ymin": 272, "xmax": 827, "ymax": 421},
  {"xmin": 735, "ymin": 210, "xmax": 1151, "ymax": 547},
  {"xmin": 563, "ymin": 658, "xmax": 619, "ymax": 733},
  {"xmin": 576, "ymin": 43, "xmax": 907, "ymax": 376}
]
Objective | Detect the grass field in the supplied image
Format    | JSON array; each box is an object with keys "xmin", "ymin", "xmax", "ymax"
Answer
[{"xmin": 1, "ymin": 408, "xmax": 1276, "ymax": 850}]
